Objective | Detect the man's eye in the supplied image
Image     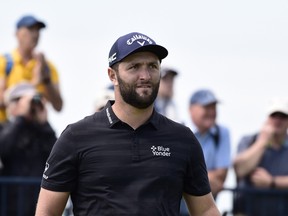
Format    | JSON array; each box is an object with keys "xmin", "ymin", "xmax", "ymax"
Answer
[
  {"xmin": 129, "ymin": 65, "xmax": 138, "ymax": 69},
  {"xmin": 150, "ymin": 64, "xmax": 158, "ymax": 69}
]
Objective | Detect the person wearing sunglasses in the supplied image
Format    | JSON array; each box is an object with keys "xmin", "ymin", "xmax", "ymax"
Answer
[{"xmin": 233, "ymin": 98, "xmax": 288, "ymax": 216}]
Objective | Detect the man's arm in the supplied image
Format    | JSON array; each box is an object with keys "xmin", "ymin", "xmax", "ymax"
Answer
[
  {"xmin": 0, "ymin": 77, "xmax": 6, "ymax": 108},
  {"xmin": 250, "ymin": 167, "xmax": 288, "ymax": 189},
  {"xmin": 208, "ymin": 168, "xmax": 228, "ymax": 197},
  {"xmin": 32, "ymin": 53, "xmax": 63, "ymax": 112},
  {"xmin": 234, "ymin": 121, "xmax": 277, "ymax": 178},
  {"xmin": 35, "ymin": 188, "xmax": 70, "ymax": 216},
  {"xmin": 183, "ymin": 192, "xmax": 221, "ymax": 216},
  {"xmin": 42, "ymin": 82, "xmax": 63, "ymax": 111}
]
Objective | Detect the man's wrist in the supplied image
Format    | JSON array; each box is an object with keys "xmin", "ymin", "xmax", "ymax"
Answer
[{"xmin": 270, "ymin": 177, "xmax": 276, "ymax": 188}]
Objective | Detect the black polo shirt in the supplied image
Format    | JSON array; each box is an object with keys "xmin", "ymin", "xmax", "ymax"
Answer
[{"xmin": 41, "ymin": 101, "xmax": 210, "ymax": 216}]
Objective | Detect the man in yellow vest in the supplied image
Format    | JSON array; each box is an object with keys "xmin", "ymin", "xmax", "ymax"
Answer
[{"xmin": 0, "ymin": 15, "xmax": 63, "ymax": 122}]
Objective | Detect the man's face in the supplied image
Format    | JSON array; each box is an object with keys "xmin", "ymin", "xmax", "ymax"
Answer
[
  {"xmin": 16, "ymin": 25, "xmax": 41, "ymax": 51},
  {"xmin": 190, "ymin": 103, "xmax": 217, "ymax": 132},
  {"xmin": 268, "ymin": 112, "xmax": 288, "ymax": 135},
  {"xmin": 115, "ymin": 52, "xmax": 161, "ymax": 109},
  {"xmin": 158, "ymin": 73, "xmax": 175, "ymax": 99}
]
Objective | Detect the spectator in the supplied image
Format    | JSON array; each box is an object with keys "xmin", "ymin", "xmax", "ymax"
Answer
[
  {"xmin": 155, "ymin": 67, "xmax": 179, "ymax": 122},
  {"xmin": 180, "ymin": 89, "xmax": 231, "ymax": 214},
  {"xmin": 233, "ymin": 98, "xmax": 288, "ymax": 216},
  {"xmin": 0, "ymin": 82, "xmax": 56, "ymax": 216},
  {"xmin": 35, "ymin": 32, "xmax": 220, "ymax": 216},
  {"xmin": 94, "ymin": 85, "xmax": 114, "ymax": 111},
  {"xmin": 0, "ymin": 14, "xmax": 63, "ymax": 123},
  {"xmin": 187, "ymin": 89, "xmax": 231, "ymax": 197}
]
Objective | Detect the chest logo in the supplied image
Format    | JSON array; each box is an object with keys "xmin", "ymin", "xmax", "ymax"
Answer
[{"xmin": 151, "ymin": 145, "xmax": 171, "ymax": 157}]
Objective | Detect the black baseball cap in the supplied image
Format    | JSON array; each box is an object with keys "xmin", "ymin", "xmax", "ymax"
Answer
[
  {"xmin": 16, "ymin": 15, "xmax": 46, "ymax": 29},
  {"xmin": 160, "ymin": 67, "xmax": 178, "ymax": 78},
  {"xmin": 108, "ymin": 32, "xmax": 168, "ymax": 67}
]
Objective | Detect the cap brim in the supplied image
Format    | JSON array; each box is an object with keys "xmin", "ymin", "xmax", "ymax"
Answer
[
  {"xmin": 161, "ymin": 70, "xmax": 178, "ymax": 77},
  {"xmin": 130, "ymin": 44, "xmax": 168, "ymax": 61},
  {"xmin": 192, "ymin": 99, "xmax": 218, "ymax": 106},
  {"xmin": 202, "ymin": 100, "xmax": 218, "ymax": 106},
  {"xmin": 268, "ymin": 108, "xmax": 288, "ymax": 116},
  {"xmin": 35, "ymin": 22, "xmax": 46, "ymax": 28},
  {"xmin": 17, "ymin": 21, "xmax": 46, "ymax": 29}
]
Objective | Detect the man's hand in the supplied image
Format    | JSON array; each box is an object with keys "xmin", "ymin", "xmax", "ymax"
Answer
[
  {"xmin": 257, "ymin": 120, "xmax": 276, "ymax": 146},
  {"xmin": 32, "ymin": 52, "xmax": 51, "ymax": 85},
  {"xmin": 250, "ymin": 167, "xmax": 273, "ymax": 188}
]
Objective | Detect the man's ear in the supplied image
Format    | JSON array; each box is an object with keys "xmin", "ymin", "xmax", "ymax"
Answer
[{"xmin": 108, "ymin": 67, "xmax": 118, "ymax": 86}]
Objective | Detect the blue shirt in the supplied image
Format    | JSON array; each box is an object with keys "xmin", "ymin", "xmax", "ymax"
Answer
[
  {"xmin": 235, "ymin": 134, "xmax": 288, "ymax": 215},
  {"xmin": 188, "ymin": 123, "xmax": 231, "ymax": 170}
]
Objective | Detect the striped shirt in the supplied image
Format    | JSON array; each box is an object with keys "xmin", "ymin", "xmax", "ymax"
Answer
[{"xmin": 41, "ymin": 101, "xmax": 210, "ymax": 215}]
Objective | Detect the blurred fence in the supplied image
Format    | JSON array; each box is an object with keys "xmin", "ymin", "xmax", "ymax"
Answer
[
  {"xmin": 1, "ymin": 177, "xmax": 288, "ymax": 216},
  {"xmin": 221, "ymin": 187, "xmax": 288, "ymax": 216},
  {"xmin": 0, "ymin": 177, "xmax": 40, "ymax": 216},
  {"xmin": 0, "ymin": 176, "xmax": 73, "ymax": 216}
]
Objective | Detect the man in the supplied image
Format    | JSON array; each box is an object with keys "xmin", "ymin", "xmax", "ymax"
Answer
[
  {"xmin": 0, "ymin": 82, "xmax": 57, "ymax": 215},
  {"xmin": 187, "ymin": 89, "xmax": 231, "ymax": 197},
  {"xmin": 155, "ymin": 67, "xmax": 179, "ymax": 122},
  {"xmin": 94, "ymin": 84, "xmax": 114, "ymax": 111},
  {"xmin": 0, "ymin": 15, "xmax": 63, "ymax": 123},
  {"xmin": 233, "ymin": 98, "xmax": 288, "ymax": 215},
  {"xmin": 35, "ymin": 32, "xmax": 220, "ymax": 216}
]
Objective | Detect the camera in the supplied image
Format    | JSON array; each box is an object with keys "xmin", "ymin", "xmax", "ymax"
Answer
[
  {"xmin": 31, "ymin": 94, "xmax": 43, "ymax": 106},
  {"xmin": 30, "ymin": 94, "xmax": 44, "ymax": 114}
]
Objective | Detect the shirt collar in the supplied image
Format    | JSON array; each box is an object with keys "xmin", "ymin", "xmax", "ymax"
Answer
[
  {"xmin": 12, "ymin": 49, "xmax": 23, "ymax": 64},
  {"xmin": 102, "ymin": 100, "xmax": 159, "ymax": 130}
]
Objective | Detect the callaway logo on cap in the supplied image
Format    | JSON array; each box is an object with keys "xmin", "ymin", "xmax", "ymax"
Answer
[{"xmin": 108, "ymin": 32, "xmax": 168, "ymax": 67}]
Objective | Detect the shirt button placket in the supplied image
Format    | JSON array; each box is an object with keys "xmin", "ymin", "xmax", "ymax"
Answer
[{"xmin": 132, "ymin": 132, "xmax": 140, "ymax": 162}]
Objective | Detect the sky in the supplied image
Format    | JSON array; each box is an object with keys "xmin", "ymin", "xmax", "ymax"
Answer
[{"xmin": 1, "ymin": 0, "xmax": 288, "ymax": 213}]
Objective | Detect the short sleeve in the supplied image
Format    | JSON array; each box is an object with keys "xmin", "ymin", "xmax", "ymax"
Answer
[
  {"xmin": 47, "ymin": 61, "xmax": 59, "ymax": 84},
  {"xmin": 36, "ymin": 60, "xmax": 60, "ymax": 94},
  {"xmin": 0, "ymin": 55, "xmax": 6, "ymax": 79},
  {"xmin": 237, "ymin": 134, "xmax": 258, "ymax": 153},
  {"xmin": 41, "ymin": 125, "xmax": 78, "ymax": 192},
  {"xmin": 183, "ymin": 132, "xmax": 211, "ymax": 196}
]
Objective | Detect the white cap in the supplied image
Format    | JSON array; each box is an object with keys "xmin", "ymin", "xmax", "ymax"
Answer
[
  {"xmin": 4, "ymin": 82, "xmax": 37, "ymax": 105},
  {"xmin": 95, "ymin": 88, "xmax": 114, "ymax": 111},
  {"xmin": 267, "ymin": 98, "xmax": 288, "ymax": 116}
]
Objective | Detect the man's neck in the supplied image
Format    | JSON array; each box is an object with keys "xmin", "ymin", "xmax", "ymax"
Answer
[
  {"xmin": 271, "ymin": 133, "xmax": 287, "ymax": 148},
  {"xmin": 112, "ymin": 101, "xmax": 153, "ymax": 130},
  {"xmin": 17, "ymin": 47, "xmax": 33, "ymax": 63}
]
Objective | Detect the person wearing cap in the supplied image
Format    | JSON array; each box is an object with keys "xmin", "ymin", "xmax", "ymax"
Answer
[
  {"xmin": 155, "ymin": 67, "xmax": 180, "ymax": 122},
  {"xmin": 94, "ymin": 84, "xmax": 115, "ymax": 112},
  {"xmin": 35, "ymin": 32, "xmax": 220, "ymax": 216},
  {"xmin": 0, "ymin": 15, "xmax": 63, "ymax": 123},
  {"xmin": 0, "ymin": 82, "xmax": 57, "ymax": 215},
  {"xmin": 186, "ymin": 89, "xmax": 231, "ymax": 198},
  {"xmin": 233, "ymin": 98, "xmax": 288, "ymax": 215}
]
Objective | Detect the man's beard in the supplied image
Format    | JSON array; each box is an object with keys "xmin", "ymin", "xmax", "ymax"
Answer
[{"xmin": 117, "ymin": 74, "xmax": 159, "ymax": 109}]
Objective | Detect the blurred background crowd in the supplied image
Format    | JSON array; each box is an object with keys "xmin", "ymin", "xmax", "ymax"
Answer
[{"xmin": 1, "ymin": 0, "xmax": 288, "ymax": 215}]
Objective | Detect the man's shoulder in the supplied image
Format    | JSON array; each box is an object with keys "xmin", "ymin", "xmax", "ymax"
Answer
[
  {"xmin": 241, "ymin": 133, "xmax": 258, "ymax": 143},
  {"xmin": 65, "ymin": 112, "xmax": 105, "ymax": 135},
  {"xmin": 158, "ymin": 114, "xmax": 190, "ymax": 130},
  {"xmin": 216, "ymin": 123, "xmax": 230, "ymax": 133},
  {"xmin": 158, "ymin": 115, "xmax": 195, "ymax": 141},
  {"xmin": 0, "ymin": 55, "xmax": 6, "ymax": 74},
  {"xmin": 237, "ymin": 133, "xmax": 258, "ymax": 152}
]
